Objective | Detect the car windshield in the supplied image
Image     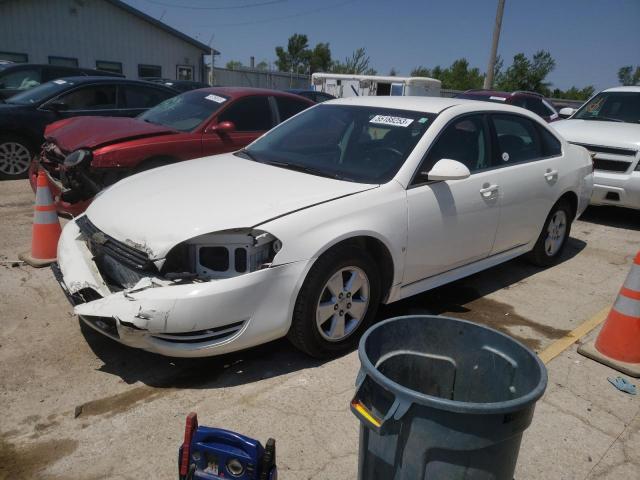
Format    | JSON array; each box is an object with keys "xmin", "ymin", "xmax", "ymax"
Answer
[
  {"xmin": 242, "ymin": 104, "xmax": 436, "ymax": 183},
  {"xmin": 573, "ymin": 91, "xmax": 640, "ymax": 123},
  {"xmin": 5, "ymin": 78, "xmax": 77, "ymax": 105},
  {"xmin": 138, "ymin": 91, "xmax": 228, "ymax": 131}
]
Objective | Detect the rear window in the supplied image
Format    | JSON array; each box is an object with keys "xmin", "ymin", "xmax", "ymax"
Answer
[
  {"xmin": 5, "ymin": 78, "xmax": 76, "ymax": 105},
  {"xmin": 276, "ymin": 96, "xmax": 310, "ymax": 122},
  {"xmin": 138, "ymin": 90, "xmax": 228, "ymax": 132}
]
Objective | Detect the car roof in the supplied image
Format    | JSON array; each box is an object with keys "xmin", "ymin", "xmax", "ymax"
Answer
[
  {"xmin": 603, "ymin": 86, "xmax": 640, "ymax": 93},
  {"xmin": 52, "ymin": 76, "xmax": 176, "ymax": 88},
  {"xmin": 461, "ymin": 89, "xmax": 543, "ymax": 99},
  {"xmin": 325, "ymin": 95, "xmax": 518, "ymax": 114},
  {"xmin": 200, "ymin": 86, "xmax": 315, "ymax": 101}
]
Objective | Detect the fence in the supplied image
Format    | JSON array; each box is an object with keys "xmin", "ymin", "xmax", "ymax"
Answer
[
  {"xmin": 212, "ymin": 67, "xmax": 310, "ymax": 90},
  {"xmin": 211, "ymin": 69, "xmax": 585, "ymax": 109}
]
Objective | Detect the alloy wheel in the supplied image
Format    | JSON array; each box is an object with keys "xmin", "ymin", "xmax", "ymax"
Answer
[
  {"xmin": 316, "ymin": 266, "xmax": 370, "ymax": 342},
  {"xmin": 544, "ymin": 210, "xmax": 567, "ymax": 257},
  {"xmin": 0, "ymin": 141, "xmax": 31, "ymax": 176}
]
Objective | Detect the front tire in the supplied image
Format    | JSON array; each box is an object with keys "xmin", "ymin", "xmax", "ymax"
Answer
[
  {"xmin": 527, "ymin": 199, "xmax": 573, "ymax": 267},
  {"xmin": 288, "ymin": 245, "xmax": 381, "ymax": 358},
  {"xmin": 0, "ymin": 134, "xmax": 34, "ymax": 180}
]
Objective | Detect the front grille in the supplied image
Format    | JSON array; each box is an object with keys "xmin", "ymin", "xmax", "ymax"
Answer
[
  {"xmin": 77, "ymin": 216, "xmax": 157, "ymax": 289},
  {"xmin": 151, "ymin": 321, "xmax": 244, "ymax": 344},
  {"xmin": 571, "ymin": 143, "xmax": 637, "ymax": 157},
  {"xmin": 77, "ymin": 216, "xmax": 154, "ymax": 271},
  {"xmin": 592, "ymin": 159, "xmax": 631, "ymax": 173}
]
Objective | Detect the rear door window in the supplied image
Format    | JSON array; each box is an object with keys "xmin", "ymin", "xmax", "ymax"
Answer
[
  {"xmin": 217, "ymin": 96, "xmax": 273, "ymax": 131},
  {"xmin": 57, "ymin": 85, "xmax": 118, "ymax": 111},
  {"xmin": 275, "ymin": 96, "xmax": 310, "ymax": 122},
  {"xmin": 0, "ymin": 68, "xmax": 41, "ymax": 90},
  {"xmin": 491, "ymin": 114, "xmax": 544, "ymax": 164},
  {"xmin": 123, "ymin": 85, "xmax": 174, "ymax": 109}
]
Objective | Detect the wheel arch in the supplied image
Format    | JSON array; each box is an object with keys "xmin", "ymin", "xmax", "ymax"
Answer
[
  {"xmin": 557, "ymin": 190, "xmax": 578, "ymax": 220},
  {"xmin": 309, "ymin": 235, "xmax": 396, "ymax": 303}
]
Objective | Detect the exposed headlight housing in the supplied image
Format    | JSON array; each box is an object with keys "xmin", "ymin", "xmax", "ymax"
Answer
[
  {"xmin": 63, "ymin": 149, "xmax": 92, "ymax": 167},
  {"xmin": 161, "ymin": 229, "xmax": 282, "ymax": 280}
]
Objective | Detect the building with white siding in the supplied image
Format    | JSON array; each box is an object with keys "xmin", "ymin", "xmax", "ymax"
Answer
[{"xmin": 0, "ymin": 0, "xmax": 218, "ymax": 82}]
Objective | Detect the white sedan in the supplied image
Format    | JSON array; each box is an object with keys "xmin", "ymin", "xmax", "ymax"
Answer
[{"xmin": 56, "ymin": 97, "xmax": 594, "ymax": 358}]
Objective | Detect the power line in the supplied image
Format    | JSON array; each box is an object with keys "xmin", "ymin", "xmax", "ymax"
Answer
[
  {"xmin": 193, "ymin": 0, "xmax": 357, "ymax": 27},
  {"xmin": 141, "ymin": 0, "xmax": 287, "ymax": 10}
]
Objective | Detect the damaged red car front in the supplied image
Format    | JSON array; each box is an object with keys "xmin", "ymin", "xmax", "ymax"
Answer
[{"xmin": 30, "ymin": 87, "xmax": 314, "ymax": 216}]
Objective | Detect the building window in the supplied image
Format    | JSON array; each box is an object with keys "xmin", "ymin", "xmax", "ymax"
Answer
[
  {"xmin": 138, "ymin": 64, "xmax": 161, "ymax": 79},
  {"xmin": 0, "ymin": 51, "xmax": 28, "ymax": 63},
  {"xmin": 49, "ymin": 56, "xmax": 79, "ymax": 67},
  {"xmin": 177, "ymin": 65, "xmax": 193, "ymax": 81},
  {"xmin": 96, "ymin": 60, "xmax": 123, "ymax": 75}
]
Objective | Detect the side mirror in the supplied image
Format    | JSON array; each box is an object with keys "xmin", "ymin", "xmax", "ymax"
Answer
[
  {"xmin": 558, "ymin": 107, "xmax": 575, "ymax": 119},
  {"xmin": 425, "ymin": 159, "xmax": 471, "ymax": 181},
  {"xmin": 45, "ymin": 100, "xmax": 69, "ymax": 112},
  {"xmin": 210, "ymin": 120, "xmax": 235, "ymax": 134}
]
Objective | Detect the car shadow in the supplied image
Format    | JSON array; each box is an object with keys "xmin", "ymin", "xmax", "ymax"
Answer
[
  {"xmin": 82, "ymin": 237, "xmax": 586, "ymax": 388},
  {"xmin": 579, "ymin": 205, "xmax": 639, "ymax": 231},
  {"xmin": 81, "ymin": 321, "xmax": 325, "ymax": 389}
]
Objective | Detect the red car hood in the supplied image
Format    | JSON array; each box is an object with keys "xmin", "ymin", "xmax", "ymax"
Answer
[{"xmin": 44, "ymin": 116, "xmax": 177, "ymax": 152}]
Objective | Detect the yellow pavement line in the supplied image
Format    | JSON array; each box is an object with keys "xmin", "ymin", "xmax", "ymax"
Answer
[{"xmin": 538, "ymin": 306, "xmax": 611, "ymax": 364}]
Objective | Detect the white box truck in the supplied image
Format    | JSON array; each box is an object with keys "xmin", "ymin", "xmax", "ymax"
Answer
[{"xmin": 311, "ymin": 73, "xmax": 441, "ymax": 98}]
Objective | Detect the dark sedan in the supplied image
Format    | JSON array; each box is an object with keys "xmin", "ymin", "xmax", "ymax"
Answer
[
  {"xmin": 286, "ymin": 89, "xmax": 336, "ymax": 103},
  {"xmin": 0, "ymin": 77, "xmax": 177, "ymax": 179}
]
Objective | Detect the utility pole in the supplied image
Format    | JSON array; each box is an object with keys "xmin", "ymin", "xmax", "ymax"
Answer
[
  {"xmin": 208, "ymin": 33, "xmax": 216, "ymax": 86},
  {"xmin": 483, "ymin": 0, "xmax": 506, "ymax": 89}
]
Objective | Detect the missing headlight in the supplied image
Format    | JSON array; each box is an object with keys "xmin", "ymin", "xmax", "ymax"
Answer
[{"xmin": 161, "ymin": 229, "xmax": 281, "ymax": 281}]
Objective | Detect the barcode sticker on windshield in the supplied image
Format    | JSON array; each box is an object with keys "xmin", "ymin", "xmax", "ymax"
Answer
[
  {"xmin": 205, "ymin": 94, "xmax": 226, "ymax": 103},
  {"xmin": 370, "ymin": 115, "xmax": 414, "ymax": 127},
  {"xmin": 53, "ymin": 80, "xmax": 67, "ymax": 85}
]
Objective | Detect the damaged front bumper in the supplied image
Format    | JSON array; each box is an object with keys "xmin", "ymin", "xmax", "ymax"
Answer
[{"xmin": 56, "ymin": 219, "xmax": 308, "ymax": 357}]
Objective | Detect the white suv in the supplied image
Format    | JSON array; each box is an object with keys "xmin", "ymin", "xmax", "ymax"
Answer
[{"xmin": 553, "ymin": 86, "xmax": 640, "ymax": 210}]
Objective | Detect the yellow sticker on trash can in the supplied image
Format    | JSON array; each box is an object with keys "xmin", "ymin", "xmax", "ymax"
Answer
[{"xmin": 352, "ymin": 399, "xmax": 382, "ymax": 428}]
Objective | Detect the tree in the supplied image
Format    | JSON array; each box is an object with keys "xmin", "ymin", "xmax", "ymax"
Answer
[
  {"xmin": 618, "ymin": 65, "xmax": 640, "ymax": 86},
  {"xmin": 255, "ymin": 61, "xmax": 269, "ymax": 71},
  {"xmin": 495, "ymin": 50, "xmax": 556, "ymax": 94},
  {"xmin": 389, "ymin": 67, "xmax": 397, "ymax": 76},
  {"xmin": 275, "ymin": 33, "xmax": 310, "ymax": 74},
  {"xmin": 411, "ymin": 58, "xmax": 483, "ymax": 90},
  {"xmin": 310, "ymin": 42, "xmax": 332, "ymax": 73},
  {"xmin": 411, "ymin": 66, "xmax": 431, "ymax": 77},
  {"xmin": 551, "ymin": 86, "xmax": 595, "ymax": 101},
  {"xmin": 225, "ymin": 60, "xmax": 243, "ymax": 70},
  {"xmin": 332, "ymin": 48, "xmax": 377, "ymax": 75}
]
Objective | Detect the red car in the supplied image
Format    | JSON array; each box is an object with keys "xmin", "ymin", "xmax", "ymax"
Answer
[
  {"xmin": 455, "ymin": 90, "xmax": 560, "ymax": 122},
  {"xmin": 30, "ymin": 87, "xmax": 314, "ymax": 216}
]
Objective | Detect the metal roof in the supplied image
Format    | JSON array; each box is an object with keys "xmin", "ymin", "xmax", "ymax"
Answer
[{"xmin": 106, "ymin": 0, "xmax": 219, "ymax": 55}]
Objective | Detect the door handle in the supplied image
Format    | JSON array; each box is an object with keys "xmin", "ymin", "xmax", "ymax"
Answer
[
  {"xmin": 544, "ymin": 169, "xmax": 558, "ymax": 180},
  {"xmin": 479, "ymin": 184, "xmax": 499, "ymax": 198}
]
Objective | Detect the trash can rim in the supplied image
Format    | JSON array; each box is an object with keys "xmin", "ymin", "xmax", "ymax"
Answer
[{"xmin": 358, "ymin": 315, "xmax": 548, "ymax": 415}]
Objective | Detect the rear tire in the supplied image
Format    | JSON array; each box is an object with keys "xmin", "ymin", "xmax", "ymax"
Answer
[
  {"xmin": 288, "ymin": 244, "xmax": 381, "ymax": 358},
  {"xmin": 0, "ymin": 134, "xmax": 34, "ymax": 180},
  {"xmin": 526, "ymin": 199, "xmax": 573, "ymax": 267}
]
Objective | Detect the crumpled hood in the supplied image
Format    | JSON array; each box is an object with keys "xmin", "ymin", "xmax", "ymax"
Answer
[
  {"xmin": 45, "ymin": 116, "xmax": 176, "ymax": 152},
  {"xmin": 552, "ymin": 119, "xmax": 640, "ymax": 152},
  {"xmin": 85, "ymin": 153, "xmax": 377, "ymax": 258}
]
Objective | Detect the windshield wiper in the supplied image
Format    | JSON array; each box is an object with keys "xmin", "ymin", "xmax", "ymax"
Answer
[
  {"xmin": 236, "ymin": 149, "xmax": 259, "ymax": 162},
  {"xmin": 262, "ymin": 160, "xmax": 344, "ymax": 180},
  {"xmin": 584, "ymin": 116, "xmax": 624, "ymax": 123}
]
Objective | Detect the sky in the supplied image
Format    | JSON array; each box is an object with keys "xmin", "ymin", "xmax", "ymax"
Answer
[{"xmin": 122, "ymin": 0, "xmax": 640, "ymax": 91}]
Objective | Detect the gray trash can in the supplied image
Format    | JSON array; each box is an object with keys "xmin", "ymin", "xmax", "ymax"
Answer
[{"xmin": 351, "ymin": 315, "xmax": 547, "ymax": 480}]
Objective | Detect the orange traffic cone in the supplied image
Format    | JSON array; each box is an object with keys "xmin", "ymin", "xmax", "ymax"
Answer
[
  {"xmin": 19, "ymin": 171, "xmax": 62, "ymax": 267},
  {"xmin": 578, "ymin": 251, "xmax": 640, "ymax": 377}
]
